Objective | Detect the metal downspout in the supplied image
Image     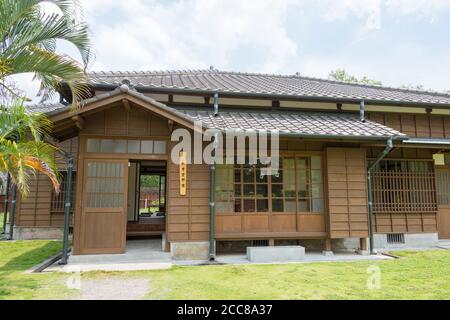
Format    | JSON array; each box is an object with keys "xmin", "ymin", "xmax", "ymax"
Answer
[
  {"xmin": 2, "ymin": 174, "xmax": 10, "ymax": 234},
  {"xmin": 367, "ymin": 137, "xmax": 394, "ymax": 254},
  {"xmin": 59, "ymin": 156, "xmax": 74, "ymax": 265},
  {"xmin": 209, "ymin": 162, "xmax": 216, "ymax": 261},
  {"xmin": 8, "ymin": 184, "xmax": 17, "ymax": 240}
]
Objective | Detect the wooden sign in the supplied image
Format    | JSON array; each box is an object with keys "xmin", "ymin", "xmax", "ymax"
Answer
[
  {"xmin": 179, "ymin": 151, "xmax": 187, "ymax": 196},
  {"xmin": 433, "ymin": 153, "xmax": 445, "ymax": 166}
]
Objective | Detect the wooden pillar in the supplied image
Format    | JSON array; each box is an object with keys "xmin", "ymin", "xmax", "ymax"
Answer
[
  {"xmin": 268, "ymin": 239, "xmax": 275, "ymax": 246},
  {"xmin": 360, "ymin": 238, "xmax": 368, "ymax": 251},
  {"xmin": 324, "ymin": 238, "xmax": 332, "ymax": 251}
]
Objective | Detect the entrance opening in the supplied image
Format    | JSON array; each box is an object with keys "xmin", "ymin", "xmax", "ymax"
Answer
[{"xmin": 127, "ymin": 161, "xmax": 166, "ymax": 247}]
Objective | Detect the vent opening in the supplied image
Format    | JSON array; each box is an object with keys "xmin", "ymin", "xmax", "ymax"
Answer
[
  {"xmin": 251, "ymin": 240, "xmax": 269, "ymax": 247},
  {"xmin": 387, "ymin": 233, "xmax": 405, "ymax": 244}
]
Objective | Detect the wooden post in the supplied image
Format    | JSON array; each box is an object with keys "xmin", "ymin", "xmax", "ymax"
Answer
[
  {"xmin": 324, "ymin": 238, "xmax": 332, "ymax": 251},
  {"xmin": 360, "ymin": 238, "xmax": 368, "ymax": 252},
  {"xmin": 322, "ymin": 238, "xmax": 333, "ymax": 256},
  {"xmin": 268, "ymin": 239, "xmax": 275, "ymax": 246}
]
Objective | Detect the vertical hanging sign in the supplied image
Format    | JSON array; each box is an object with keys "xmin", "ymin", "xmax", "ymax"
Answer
[{"xmin": 179, "ymin": 151, "xmax": 187, "ymax": 196}]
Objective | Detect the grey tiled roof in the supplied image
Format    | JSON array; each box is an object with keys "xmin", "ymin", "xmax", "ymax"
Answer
[
  {"xmin": 26, "ymin": 103, "xmax": 66, "ymax": 114},
  {"xmin": 89, "ymin": 69, "xmax": 450, "ymax": 106},
  {"xmin": 176, "ymin": 109, "xmax": 406, "ymax": 139}
]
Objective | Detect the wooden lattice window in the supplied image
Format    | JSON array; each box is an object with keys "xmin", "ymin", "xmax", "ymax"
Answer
[
  {"xmin": 215, "ymin": 155, "xmax": 324, "ymax": 214},
  {"xmin": 436, "ymin": 169, "xmax": 450, "ymax": 205},
  {"xmin": 371, "ymin": 160, "xmax": 437, "ymax": 213},
  {"xmin": 51, "ymin": 172, "xmax": 76, "ymax": 214}
]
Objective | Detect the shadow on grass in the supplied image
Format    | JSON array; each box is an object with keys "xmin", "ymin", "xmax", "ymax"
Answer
[{"xmin": 0, "ymin": 241, "xmax": 62, "ymax": 272}]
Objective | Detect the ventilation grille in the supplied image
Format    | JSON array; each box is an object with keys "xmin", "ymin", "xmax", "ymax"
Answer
[
  {"xmin": 251, "ymin": 240, "xmax": 269, "ymax": 247},
  {"xmin": 387, "ymin": 233, "xmax": 405, "ymax": 244}
]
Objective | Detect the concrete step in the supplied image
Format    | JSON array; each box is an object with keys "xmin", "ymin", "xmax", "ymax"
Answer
[{"xmin": 437, "ymin": 240, "xmax": 450, "ymax": 249}]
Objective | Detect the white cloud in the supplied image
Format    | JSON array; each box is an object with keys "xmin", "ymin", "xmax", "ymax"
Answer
[{"xmin": 81, "ymin": 0, "xmax": 297, "ymax": 73}]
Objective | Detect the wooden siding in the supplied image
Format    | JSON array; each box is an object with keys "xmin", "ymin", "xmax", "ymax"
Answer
[
  {"xmin": 81, "ymin": 104, "xmax": 170, "ymax": 137},
  {"xmin": 167, "ymin": 147, "xmax": 210, "ymax": 242},
  {"xmin": 366, "ymin": 112, "xmax": 450, "ymax": 138},
  {"xmin": 15, "ymin": 137, "xmax": 78, "ymax": 228},
  {"xmin": 326, "ymin": 148, "xmax": 369, "ymax": 239}
]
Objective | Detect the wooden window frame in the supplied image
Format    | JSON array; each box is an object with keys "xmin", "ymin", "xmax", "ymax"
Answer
[
  {"xmin": 371, "ymin": 159, "xmax": 437, "ymax": 213},
  {"xmin": 219, "ymin": 151, "xmax": 324, "ymax": 215},
  {"xmin": 50, "ymin": 171, "xmax": 77, "ymax": 214}
]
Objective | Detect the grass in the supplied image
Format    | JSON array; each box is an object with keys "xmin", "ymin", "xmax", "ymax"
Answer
[
  {"xmin": 0, "ymin": 240, "xmax": 449, "ymax": 299},
  {"xmin": 0, "ymin": 240, "xmax": 74, "ymax": 300},
  {"xmin": 0, "ymin": 212, "xmax": 4, "ymax": 233}
]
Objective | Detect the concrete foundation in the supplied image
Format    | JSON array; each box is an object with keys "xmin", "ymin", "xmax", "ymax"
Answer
[
  {"xmin": 247, "ymin": 246, "xmax": 305, "ymax": 262},
  {"xmin": 5, "ymin": 225, "xmax": 63, "ymax": 240},
  {"xmin": 373, "ymin": 233, "xmax": 439, "ymax": 250},
  {"xmin": 331, "ymin": 238, "xmax": 361, "ymax": 252},
  {"xmin": 170, "ymin": 241, "xmax": 210, "ymax": 260}
]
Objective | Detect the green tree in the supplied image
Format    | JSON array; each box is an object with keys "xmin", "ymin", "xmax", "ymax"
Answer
[
  {"xmin": 0, "ymin": 0, "xmax": 91, "ymax": 106},
  {"xmin": 0, "ymin": 100, "xmax": 60, "ymax": 195},
  {"xmin": 329, "ymin": 69, "xmax": 382, "ymax": 86}
]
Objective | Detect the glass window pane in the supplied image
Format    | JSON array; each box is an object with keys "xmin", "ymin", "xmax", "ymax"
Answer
[
  {"xmin": 256, "ymin": 184, "xmax": 268, "ymax": 198},
  {"xmin": 100, "ymin": 139, "xmax": 114, "ymax": 153},
  {"xmin": 312, "ymin": 198, "xmax": 324, "ymax": 213},
  {"xmin": 311, "ymin": 156, "xmax": 321, "ymax": 170},
  {"xmin": 244, "ymin": 184, "xmax": 255, "ymax": 196},
  {"xmin": 312, "ymin": 184, "xmax": 323, "ymax": 198},
  {"xmin": 272, "ymin": 199, "xmax": 284, "ymax": 212},
  {"xmin": 243, "ymin": 168, "xmax": 254, "ymax": 183},
  {"xmin": 234, "ymin": 169, "xmax": 241, "ymax": 183},
  {"xmin": 234, "ymin": 184, "xmax": 241, "ymax": 197},
  {"xmin": 271, "ymin": 172, "xmax": 282, "ymax": 183},
  {"xmin": 243, "ymin": 199, "xmax": 255, "ymax": 212},
  {"xmin": 256, "ymin": 168, "xmax": 268, "ymax": 183},
  {"xmin": 297, "ymin": 157, "xmax": 308, "ymax": 169},
  {"xmin": 154, "ymin": 141, "xmax": 167, "ymax": 154},
  {"xmin": 114, "ymin": 140, "xmax": 127, "ymax": 153},
  {"xmin": 272, "ymin": 184, "xmax": 283, "ymax": 197},
  {"xmin": 128, "ymin": 140, "xmax": 140, "ymax": 153},
  {"xmin": 312, "ymin": 170, "xmax": 322, "ymax": 184},
  {"xmin": 141, "ymin": 140, "xmax": 153, "ymax": 154},
  {"xmin": 297, "ymin": 171, "xmax": 308, "ymax": 192},
  {"xmin": 234, "ymin": 199, "xmax": 242, "ymax": 212},
  {"xmin": 298, "ymin": 199, "xmax": 310, "ymax": 212},
  {"xmin": 257, "ymin": 199, "xmax": 269, "ymax": 212},
  {"xmin": 86, "ymin": 139, "xmax": 100, "ymax": 152},
  {"xmin": 285, "ymin": 199, "xmax": 297, "ymax": 212}
]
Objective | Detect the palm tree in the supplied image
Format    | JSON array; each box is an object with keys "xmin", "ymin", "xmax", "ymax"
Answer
[
  {"xmin": 0, "ymin": 100, "xmax": 60, "ymax": 195},
  {"xmin": 0, "ymin": 0, "xmax": 92, "ymax": 106}
]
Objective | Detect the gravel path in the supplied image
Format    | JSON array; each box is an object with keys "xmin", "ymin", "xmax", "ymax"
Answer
[{"xmin": 77, "ymin": 278, "xmax": 149, "ymax": 300}]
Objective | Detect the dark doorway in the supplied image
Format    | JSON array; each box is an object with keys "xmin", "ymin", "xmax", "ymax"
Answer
[{"xmin": 127, "ymin": 161, "xmax": 166, "ymax": 237}]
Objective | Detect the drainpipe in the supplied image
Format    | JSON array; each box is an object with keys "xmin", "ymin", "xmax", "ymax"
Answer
[
  {"xmin": 8, "ymin": 184, "xmax": 17, "ymax": 240},
  {"xmin": 209, "ymin": 161, "xmax": 216, "ymax": 261},
  {"xmin": 59, "ymin": 156, "xmax": 74, "ymax": 265},
  {"xmin": 213, "ymin": 92, "xmax": 219, "ymax": 117},
  {"xmin": 367, "ymin": 137, "xmax": 393, "ymax": 254},
  {"xmin": 209, "ymin": 131, "xmax": 220, "ymax": 261},
  {"xmin": 360, "ymin": 99, "xmax": 366, "ymax": 123},
  {"xmin": 2, "ymin": 174, "xmax": 10, "ymax": 234}
]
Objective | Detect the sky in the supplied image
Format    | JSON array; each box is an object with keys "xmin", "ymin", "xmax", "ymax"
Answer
[{"xmin": 14, "ymin": 0, "xmax": 450, "ymax": 102}]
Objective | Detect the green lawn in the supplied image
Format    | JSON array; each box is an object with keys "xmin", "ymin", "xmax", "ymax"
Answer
[
  {"xmin": 0, "ymin": 212, "xmax": 4, "ymax": 232},
  {"xmin": 0, "ymin": 240, "xmax": 74, "ymax": 300},
  {"xmin": 0, "ymin": 240, "xmax": 449, "ymax": 299}
]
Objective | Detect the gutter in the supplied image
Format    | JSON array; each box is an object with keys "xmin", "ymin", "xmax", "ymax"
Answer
[
  {"xmin": 91, "ymin": 83, "xmax": 450, "ymax": 109},
  {"xmin": 367, "ymin": 137, "xmax": 394, "ymax": 254}
]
